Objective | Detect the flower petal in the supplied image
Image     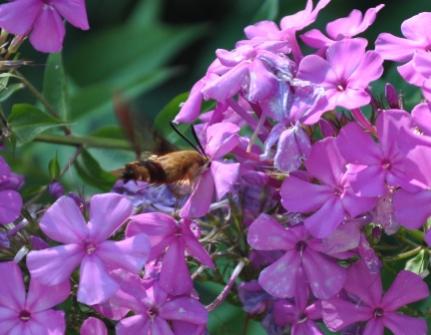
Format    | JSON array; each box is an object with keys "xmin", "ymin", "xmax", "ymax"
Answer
[
  {"xmin": 0, "ymin": 190, "xmax": 22, "ymax": 225},
  {"xmin": 205, "ymin": 122, "xmax": 240, "ymax": 159},
  {"xmin": 96, "ymin": 234, "xmax": 150, "ymax": 273},
  {"xmin": 258, "ymin": 251, "xmax": 300, "ymax": 298},
  {"xmin": 88, "ymin": 193, "xmax": 132, "ymax": 243},
  {"xmin": 363, "ymin": 318, "xmax": 384, "ymax": 335},
  {"xmin": 281, "ymin": 176, "xmax": 331, "ymax": 213},
  {"xmin": 159, "ymin": 240, "xmax": 193, "ymax": 296},
  {"xmin": 29, "ymin": 5, "xmax": 65, "ymax": 53},
  {"xmin": 77, "ymin": 255, "xmax": 119, "ymax": 305},
  {"xmin": 383, "ymin": 312, "xmax": 427, "ymax": 335},
  {"xmin": 51, "ymin": 0, "xmax": 89, "ymax": 29},
  {"xmin": 211, "ymin": 161, "xmax": 239, "ymax": 200},
  {"xmin": 393, "ymin": 189, "xmax": 431, "ymax": 229},
  {"xmin": 30, "ymin": 309, "xmax": 66, "ymax": 335},
  {"xmin": 0, "ymin": 0, "xmax": 41, "ymax": 35},
  {"xmin": 337, "ymin": 122, "xmax": 381, "ymax": 165},
  {"xmin": 344, "ymin": 260, "xmax": 382, "ymax": 307},
  {"xmin": 126, "ymin": 212, "xmax": 176, "ymax": 243},
  {"xmin": 0, "ymin": 262, "xmax": 25, "ymax": 310},
  {"xmin": 183, "ymin": 228, "xmax": 214, "ymax": 268},
  {"xmin": 116, "ymin": 315, "xmax": 149, "ymax": 335},
  {"xmin": 180, "ymin": 171, "xmax": 214, "ymax": 218},
  {"xmin": 26, "ymin": 279, "xmax": 70, "ymax": 312},
  {"xmin": 302, "ymin": 249, "xmax": 346, "ymax": 299},
  {"xmin": 0, "ymin": 306, "xmax": 19, "ymax": 333},
  {"xmin": 27, "ymin": 244, "xmax": 84, "ymax": 286},
  {"xmin": 304, "ymin": 197, "xmax": 344, "ymax": 239},
  {"xmin": 39, "ymin": 196, "xmax": 87, "ymax": 244},
  {"xmin": 80, "ymin": 317, "xmax": 108, "ymax": 335},
  {"xmin": 381, "ymin": 270, "xmax": 429, "ymax": 310},
  {"xmin": 247, "ymin": 214, "xmax": 294, "ymax": 251},
  {"xmin": 375, "ymin": 33, "xmax": 421, "ymax": 62},
  {"xmin": 160, "ymin": 297, "xmax": 208, "ymax": 324},
  {"xmin": 322, "ymin": 299, "xmax": 372, "ymax": 331},
  {"xmin": 326, "ymin": 39, "xmax": 367, "ymax": 80}
]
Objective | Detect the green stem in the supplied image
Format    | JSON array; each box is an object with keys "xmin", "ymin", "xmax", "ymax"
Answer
[
  {"xmin": 34, "ymin": 133, "xmax": 132, "ymax": 150},
  {"xmin": 401, "ymin": 228, "xmax": 425, "ymax": 243},
  {"xmin": 384, "ymin": 246, "xmax": 423, "ymax": 262}
]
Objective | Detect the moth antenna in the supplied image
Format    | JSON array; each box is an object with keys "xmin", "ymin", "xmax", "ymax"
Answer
[
  {"xmin": 190, "ymin": 124, "xmax": 207, "ymax": 158},
  {"xmin": 169, "ymin": 121, "xmax": 206, "ymax": 157}
]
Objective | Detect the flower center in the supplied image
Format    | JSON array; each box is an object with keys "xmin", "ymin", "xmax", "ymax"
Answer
[
  {"xmin": 147, "ymin": 306, "xmax": 159, "ymax": 319},
  {"xmin": 84, "ymin": 242, "xmax": 97, "ymax": 255},
  {"xmin": 333, "ymin": 185, "xmax": 344, "ymax": 198},
  {"xmin": 373, "ymin": 307, "xmax": 384, "ymax": 318},
  {"xmin": 381, "ymin": 159, "xmax": 391, "ymax": 170},
  {"xmin": 19, "ymin": 310, "xmax": 31, "ymax": 322},
  {"xmin": 295, "ymin": 241, "xmax": 307, "ymax": 254}
]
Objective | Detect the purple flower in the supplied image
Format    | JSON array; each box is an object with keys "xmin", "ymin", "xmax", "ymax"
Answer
[
  {"xmin": 302, "ymin": 4, "xmax": 384, "ymax": 50},
  {"xmin": 247, "ymin": 214, "xmax": 347, "ymax": 299},
  {"xmin": 180, "ymin": 122, "xmax": 241, "ymax": 218},
  {"xmin": 0, "ymin": 261, "xmax": 70, "ymax": 335},
  {"xmin": 110, "ymin": 272, "xmax": 208, "ymax": 335},
  {"xmin": 281, "ymin": 138, "xmax": 376, "ymax": 238},
  {"xmin": 48, "ymin": 181, "xmax": 64, "ymax": 199},
  {"xmin": 80, "ymin": 317, "xmax": 107, "ymax": 335},
  {"xmin": 336, "ymin": 110, "xmax": 412, "ymax": 197},
  {"xmin": 126, "ymin": 212, "xmax": 214, "ymax": 296},
  {"xmin": 322, "ymin": 260, "xmax": 429, "ymax": 335},
  {"xmin": 297, "ymin": 39, "xmax": 383, "ymax": 111},
  {"xmin": 0, "ymin": 156, "xmax": 23, "ymax": 225},
  {"xmin": 0, "ymin": 0, "xmax": 89, "ymax": 53},
  {"xmin": 26, "ymin": 193, "xmax": 150, "ymax": 305},
  {"xmin": 238, "ymin": 281, "xmax": 273, "ymax": 315},
  {"xmin": 272, "ymin": 295, "xmax": 323, "ymax": 335}
]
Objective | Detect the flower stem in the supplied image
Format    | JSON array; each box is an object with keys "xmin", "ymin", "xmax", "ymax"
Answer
[
  {"xmin": 383, "ymin": 246, "xmax": 423, "ymax": 262},
  {"xmin": 34, "ymin": 134, "xmax": 132, "ymax": 150},
  {"xmin": 206, "ymin": 259, "xmax": 246, "ymax": 312}
]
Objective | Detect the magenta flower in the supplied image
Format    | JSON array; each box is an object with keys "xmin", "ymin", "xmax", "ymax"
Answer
[
  {"xmin": 80, "ymin": 317, "xmax": 107, "ymax": 335},
  {"xmin": 297, "ymin": 39, "xmax": 383, "ymax": 111},
  {"xmin": 301, "ymin": 4, "xmax": 385, "ymax": 49},
  {"xmin": 0, "ymin": 261, "xmax": 70, "ymax": 335},
  {"xmin": 126, "ymin": 212, "xmax": 214, "ymax": 296},
  {"xmin": 336, "ymin": 110, "xmax": 412, "ymax": 197},
  {"xmin": 26, "ymin": 193, "xmax": 150, "ymax": 305},
  {"xmin": 322, "ymin": 260, "xmax": 429, "ymax": 335},
  {"xmin": 247, "ymin": 214, "xmax": 347, "ymax": 299},
  {"xmin": 302, "ymin": 4, "xmax": 385, "ymax": 50},
  {"xmin": 0, "ymin": 0, "xmax": 89, "ymax": 53},
  {"xmin": 0, "ymin": 156, "xmax": 23, "ymax": 225},
  {"xmin": 281, "ymin": 138, "xmax": 376, "ymax": 238},
  {"xmin": 272, "ymin": 295, "xmax": 323, "ymax": 335},
  {"xmin": 110, "ymin": 272, "xmax": 208, "ymax": 335},
  {"xmin": 180, "ymin": 122, "xmax": 241, "ymax": 218},
  {"xmin": 375, "ymin": 12, "xmax": 431, "ymax": 63}
]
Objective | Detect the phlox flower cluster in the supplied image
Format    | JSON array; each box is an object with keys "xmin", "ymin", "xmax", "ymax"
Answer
[{"xmin": 1, "ymin": 1, "xmax": 431, "ymax": 334}]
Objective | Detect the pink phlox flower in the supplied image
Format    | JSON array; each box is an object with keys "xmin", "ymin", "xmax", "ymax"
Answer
[
  {"xmin": 179, "ymin": 122, "xmax": 241, "ymax": 218},
  {"xmin": 337, "ymin": 110, "xmax": 414, "ymax": 197},
  {"xmin": 80, "ymin": 317, "xmax": 108, "ymax": 335},
  {"xmin": 0, "ymin": 0, "xmax": 89, "ymax": 53},
  {"xmin": 126, "ymin": 212, "xmax": 214, "ymax": 296},
  {"xmin": 322, "ymin": 260, "xmax": 429, "ymax": 335},
  {"xmin": 111, "ymin": 272, "xmax": 208, "ymax": 335},
  {"xmin": 297, "ymin": 39, "xmax": 383, "ymax": 111},
  {"xmin": 0, "ymin": 156, "xmax": 23, "ymax": 224},
  {"xmin": 281, "ymin": 137, "xmax": 376, "ymax": 238},
  {"xmin": 238, "ymin": 281, "xmax": 274, "ymax": 315},
  {"xmin": 247, "ymin": 214, "xmax": 347, "ymax": 300},
  {"xmin": 26, "ymin": 193, "xmax": 150, "ymax": 305},
  {"xmin": 272, "ymin": 290, "xmax": 323, "ymax": 335},
  {"xmin": 301, "ymin": 4, "xmax": 385, "ymax": 50},
  {"xmin": 0, "ymin": 261, "xmax": 70, "ymax": 335}
]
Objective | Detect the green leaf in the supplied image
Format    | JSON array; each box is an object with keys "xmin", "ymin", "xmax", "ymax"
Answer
[
  {"xmin": 405, "ymin": 249, "xmax": 430, "ymax": 277},
  {"xmin": 252, "ymin": 0, "xmax": 279, "ymax": 22},
  {"xmin": 69, "ymin": 68, "xmax": 175, "ymax": 121},
  {"xmin": 48, "ymin": 153, "xmax": 61, "ymax": 180},
  {"xmin": 43, "ymin": 53, "xmax": 69, "ymax": 120},
  {"xmin": 75, "ymin": 149, "xmax": 116, "ymax": 191},
  {"xmin": 8, "ymin": 104, "xmax": 66, "ymax": 144},
  {"xmin": 0, "ymin": 83, "xmax": 24, "ymax": 102},
  {"xmin": 90, "ymin": 126, "xmax": 124, "ymax": 139}
]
